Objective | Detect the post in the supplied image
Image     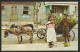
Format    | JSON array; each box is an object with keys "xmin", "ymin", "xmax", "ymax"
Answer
[
  {"xmin": 34, "ymin": 2, "xmax": 38, "ymax": 33},
  {"xmin": 36, "ymin": 2, "xmax": 38, "ymax": 27}
]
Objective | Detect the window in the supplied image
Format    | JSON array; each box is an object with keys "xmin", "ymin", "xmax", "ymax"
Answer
[
  {"xmin": 10, "ymin": 5, "xmax": 18, "ymax": 22},
  {"xmin": 75, "ymin": 6, "xmax": 78, "ymax": 13},
  {"xmin": 1, "ymin": 6, "xmax": 5, "ymax": 15},
  {"xmin": 24, "ymin": 7, "xmax": 28, "ymax": 10},
  {"xmin": 1, "ymin": 6, "xmax": 4, "ymax": 10},
  {"xmin": 75, "ymin": 6, "xmax": 78, "ymax": 17},
  {"xmin": 50, "ymin": 9, "xmax": 54, "ymax": 13},
  {"xmin": 52, "ymin": 6, "xmax": 57, "ymax": 13},
  {"xmin": 23, "ymin": 11, "xmax": 28, "ymax": 15},
  {"xmin": 11, "ymin": 6, "xmax": 17, "ymax": 15},
  {"xmin": 23, "ymin": 6, "xmax": 29, "ymax": 15}
]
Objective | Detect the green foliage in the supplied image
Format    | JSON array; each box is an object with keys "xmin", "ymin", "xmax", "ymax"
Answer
[
  {"xmin": 54, "ymin": 17, "xmax": 63, "ymax": 25},
  {"xmin": 53, "ymin": 17, "xmax": 77, "ymax": 25},
  {"xmin": 67, "ymin": 18, "xmax": 77, "ymax": 23},
  {"xmin": 64, "ymin": 43, "xmax": 70, "ymax": 47}
]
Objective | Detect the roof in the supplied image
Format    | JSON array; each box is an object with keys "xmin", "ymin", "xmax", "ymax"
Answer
[
  {"xmin": 45, "ymin": 2, "xmax": 78, "ymax": 6},
  {"xmin": 1, "ymin": 2, "xmax": 35, "ymax": 6}
]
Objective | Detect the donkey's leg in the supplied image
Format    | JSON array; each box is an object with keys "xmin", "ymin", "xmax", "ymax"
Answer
[
  {"xmin": 64, "ymin": 34, "xmax": 67, "ymax": 43},
  {"xmin": 20, "ymin": 36, "xmax": 22, "ymax": 42},
  {"xmin": 66, "ymin": 33, "xmax": 70, "ymax": 46},
  {"xmin": 64, "ymin": 33, "xmax": 70, "ymax": 47},
  {"xmin": 65, "ymin": 32, "xmax": 70, "ymax": 43},
  {"xmin": 29, "ymin": 32, "xmax": 33, "ymax": 44},
  {"xmin": 17, "ymin": 36, "xmax": 21, "ymax": 44},
  {"xmin": 67, "ymin": 33, "xmax": 70, "ymax": 43}
]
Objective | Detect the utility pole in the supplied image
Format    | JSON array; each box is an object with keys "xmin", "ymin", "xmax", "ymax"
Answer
[
  {"xmin": 36, "ymin": 2, "xmax": 38, "ymax": 27},
  {"xmin": 34, "ymin": 2, "xmax": 38, "ymax": 32}
]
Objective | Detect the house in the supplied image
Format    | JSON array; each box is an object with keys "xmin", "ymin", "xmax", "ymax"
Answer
[
  {"xmin": 1, "ymin": 2, "xmax": 78, "ymax": 26},
  {"xmin": 36, "ymin": 2, "xmax": 78, "ymax": 25},
  {"xmin": 1, "ymin": 2, "xmax": 36, "ymax": 29},
  {"xmin": 44, "ymin": 2, "xmax": 78, "ymax": 19},
  {"xmin": 1, "ymin": 2, "xmax": 35, "ymax": 23}
]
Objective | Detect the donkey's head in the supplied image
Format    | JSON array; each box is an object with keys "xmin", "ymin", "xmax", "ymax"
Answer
[
  {"xmin": 10, "ymin": 24, "xmax": 15, "ymax": 28},
  {"xmin": 4, "ymin": 30, "xmax": 9, "ymax": 38}
]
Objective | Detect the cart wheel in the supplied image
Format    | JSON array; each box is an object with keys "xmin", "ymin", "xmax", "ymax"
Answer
[
  {"xmin": 69, "ymin": 30, "xmax": 75, "ymax": 41},
  {"xmin": 37, "ymin": 28, "xmax": 46, "ymax": 39}
]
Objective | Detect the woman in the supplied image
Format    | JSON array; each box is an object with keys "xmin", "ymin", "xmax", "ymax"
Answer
[{"xmin": 46, "ymin": 16, "xmax": 57, "ymax": 48}]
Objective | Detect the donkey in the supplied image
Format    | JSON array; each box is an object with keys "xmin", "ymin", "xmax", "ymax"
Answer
[
  {"xmin": 4, "ymin": 24, "xmax": 33, "ymax": 44},
  {"xmin": 62, "ymin": 15, "xmax": 70, "ymax": 47}
]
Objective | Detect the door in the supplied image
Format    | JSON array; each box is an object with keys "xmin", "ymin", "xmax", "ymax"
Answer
[{"xmin": 10, "ymin": 5, "xmax": 18, "ymax": 22}]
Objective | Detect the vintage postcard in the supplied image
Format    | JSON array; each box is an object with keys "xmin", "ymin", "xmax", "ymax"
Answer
[{"xmin": 1, "ymin": 1, "xmax": 78, "ymax": 51}]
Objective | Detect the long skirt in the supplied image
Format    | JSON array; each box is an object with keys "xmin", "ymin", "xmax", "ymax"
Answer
[{"xmin": 47, "ymin": 27, "xmax": 57, "ymax": 42}]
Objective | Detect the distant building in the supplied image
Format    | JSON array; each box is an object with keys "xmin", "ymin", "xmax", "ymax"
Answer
[
  {"xmin": 1, "ymin": 2, "xmax": 78, "ymax": 25},
  {"xmin": 44, "ymin": 2, "xmax": 78, "ymax": 19},
  {"xmin": 1, "ymin": 2, "xmax": 35, "ymax": 23},
  {"xmin": 37, "ymin": 2, "xmax": 78, "ymax": 25}
]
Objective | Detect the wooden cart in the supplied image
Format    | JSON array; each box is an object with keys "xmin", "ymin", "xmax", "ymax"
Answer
[{"xmin": 37, "ymin": 17, "xmax": 77, "ymax": 41}]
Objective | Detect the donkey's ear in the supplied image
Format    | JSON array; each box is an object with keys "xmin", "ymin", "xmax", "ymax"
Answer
[{"xmin": 12, "ymin": 24, "xmax": 15, "ymax": 25}]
